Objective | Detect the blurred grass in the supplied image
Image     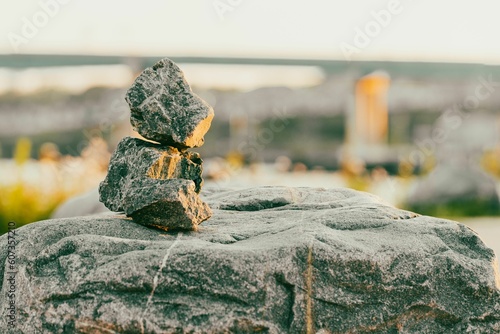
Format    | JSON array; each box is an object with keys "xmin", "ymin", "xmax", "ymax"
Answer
[
  {"xmin": 406, "ymin": 199, "xmax": 500, "ymax": 218},
  {"xmin": 1, "ymin": 135, "xmax": 498, "ymax": 235},
  {"xmin": 0, "ymin": 137, "xmax": 109, "ymax": 235},
  {"xmin": 0, "ymin": 183, "xmax": 66, "ymax": 234}
]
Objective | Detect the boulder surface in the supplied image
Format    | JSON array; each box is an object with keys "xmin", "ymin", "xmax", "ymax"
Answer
[{"xmin": 1, "ymin": 186, "xmax": 499, "ymax": 333}]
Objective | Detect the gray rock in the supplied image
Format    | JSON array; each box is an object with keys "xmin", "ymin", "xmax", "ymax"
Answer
[
  {"xmin": 408, "ymin": 113, "xmax": 500, "ymax": 216},
  {"xmin": 51, "ymin": 188, "xmax": 109, "ymax": 219},
  {"xmin": 1, "ymin": 186, "xmax": 499, "ymax": 333},
  {"xmin": 435, "ymin": 113, "xmax": 499, "ymax": 154},
  {"xmin": 124, "ymin": 178, "xmax": 212, "ymax": 231},
  {"xmin": 407, "ymin": 162, "xmax": 500, "ymax": 216},
  {"xmin": 99, "ymin": 136, "xmax": 204, "ymax": 213},
  {"xmin": 126, "ymin": 58, "xmax": 214, "ymax": 148}
]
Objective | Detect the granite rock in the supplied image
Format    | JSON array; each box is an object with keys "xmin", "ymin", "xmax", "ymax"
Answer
[
  {"xmin": 126, "ymin": 58, "xmax": 214, "ymax": 148},
  {"xmin": 124, "ymin": 178, "xmax": 212, "ymax": 230},
  {"xmin": 2, "ymin": 186, "xmax": 499, "ymax": 333},
  {"xmin": 99, "ymin": 136, "xmax": 204, "ymax": 213}
]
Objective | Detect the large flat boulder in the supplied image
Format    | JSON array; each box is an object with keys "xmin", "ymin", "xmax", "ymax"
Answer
[{"xmin": 1, "ymin": 186, "xmax": 499, "ymax": 333}]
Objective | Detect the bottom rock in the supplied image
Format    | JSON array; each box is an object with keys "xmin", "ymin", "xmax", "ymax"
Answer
[
  {"xmin": 0, "ymin": 186, "xmax": 499, "ymax": 333},
  {"xmin": 123, "ymin": 179, "xmax": 212, "ymax": 231}
]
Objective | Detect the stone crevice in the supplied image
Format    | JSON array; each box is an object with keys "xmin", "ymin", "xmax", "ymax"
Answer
[
  {"xmin": 273, "ymin": 273, "xmax": 296, "ymax": 331},
  {"xmin": 220, "ymin": 198, "xmax": 291, "ymax": 211},
  {"xmin": 140, "ymin": 233, "xmax": 183, "ymax": 333}
]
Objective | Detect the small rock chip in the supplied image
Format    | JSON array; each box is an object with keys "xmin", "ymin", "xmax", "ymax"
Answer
[
  {"xmin": 126, "ymin": 58, "xmax": 214, "ymax": 148},
  {"xmin": 99, "ymin": 137, "xmax": 204, "ymax": 213},
  {"xmin": 124, "ymin": 178, "xmax": 212, "ymax": 231}
]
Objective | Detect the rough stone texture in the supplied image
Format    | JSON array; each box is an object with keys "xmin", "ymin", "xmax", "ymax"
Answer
[
  {"xmin": 99, "ymin": 136, "xmax": 204, "ymax": 213},
  {"xmin": 125, "ymin": 178, "xmax": 212, "ymax": 230},
  {"xmin": 126, "ymin": 58, "xmax": 214, "ymax": 148},
  {"xmin": 1, "ymin": 186, "xmax": 499, "ymax": 333}
]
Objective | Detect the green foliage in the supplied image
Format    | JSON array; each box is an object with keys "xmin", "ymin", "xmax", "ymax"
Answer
[
  {"xmin": 0, "ymin": 183, "xmax": 64, "ymax": 235},
  {"xmin": 405, "ymin": 198, "xmax": 500, "ymax": 218},
  {"xmin": 0, "ymin": 137, "xmax": 109, "ymax": 235}
]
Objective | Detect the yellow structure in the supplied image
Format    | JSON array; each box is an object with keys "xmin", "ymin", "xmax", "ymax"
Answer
[
  {"xmin": 342, "ymin": 71, "xmax": 390, "ymax": 172},
  {"xmin": 344, "ymin": 71, "xmax": 390, "ymax": 164},
  {"xmin": 352, "ymin": 71, "xmax": 390, "ymax": 147}
]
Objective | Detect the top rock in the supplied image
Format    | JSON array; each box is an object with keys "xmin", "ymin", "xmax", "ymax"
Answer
[{"xmin": 126, "ymin": 58, "xmax": 214, "ymax": 149}]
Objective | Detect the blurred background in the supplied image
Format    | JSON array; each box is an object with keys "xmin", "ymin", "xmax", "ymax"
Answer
[{"xmin": 1, "ymin": 0, "xmax": 500, "ymax": 256}]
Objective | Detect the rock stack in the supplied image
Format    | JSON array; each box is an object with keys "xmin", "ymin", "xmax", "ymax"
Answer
[{"xmin": 99, "ymin": 58, "xmax": 214, "ymax": 231}]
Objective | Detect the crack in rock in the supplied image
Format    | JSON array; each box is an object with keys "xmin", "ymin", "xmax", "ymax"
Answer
[{"xmin": 140, "ymin": 232, "xmax": 183, "ymax": 334}]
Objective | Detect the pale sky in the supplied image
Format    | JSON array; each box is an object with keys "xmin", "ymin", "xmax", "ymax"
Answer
[{"xmin": 2, "ymin": 0, "xmax": 500, "ymax": 63}]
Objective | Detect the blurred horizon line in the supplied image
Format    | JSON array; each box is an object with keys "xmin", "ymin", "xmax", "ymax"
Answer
[
  {"xmin": 3, "ymin": 53, "xmax": 500, "ymax": 68},
  {"xmin": 3, "ymin": 53, "xmax": 500, "ymax": 96}
]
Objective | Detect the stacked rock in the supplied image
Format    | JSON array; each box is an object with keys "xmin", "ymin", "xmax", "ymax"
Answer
[{"xmin": 99, "ymin": 58, "xmax": 214, "ymax": 231}]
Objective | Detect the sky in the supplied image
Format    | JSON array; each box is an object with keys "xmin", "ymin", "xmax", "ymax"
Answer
[{"xmin": 2, "ymin": 0, "xmax": 500, "ymax": 63}]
